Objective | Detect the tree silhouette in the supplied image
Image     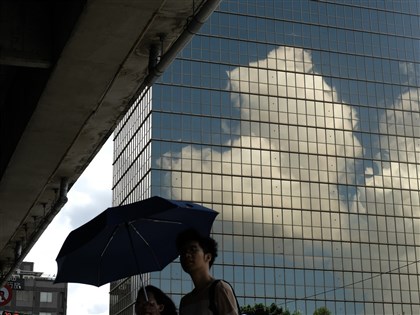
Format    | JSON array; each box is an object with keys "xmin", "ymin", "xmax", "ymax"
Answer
[
  {"xmin": 313, "ymin": 306, "xmax": 332, "ymax": 315},
  {"xmin": 240, "ymin": 303, "xmax": 332, "ymax": 315},
  {"xmin": 240, "ymin": 303, "xmax": 283, "ymax": 314}
]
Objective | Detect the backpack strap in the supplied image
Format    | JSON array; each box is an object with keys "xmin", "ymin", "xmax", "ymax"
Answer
[
  {"xmin": 208, "ymin": 279, "xmax": 241, "ymax": 315},
  {"xmin": 209, "ymin": 279, "xmax": 221, "ymax": 315}
]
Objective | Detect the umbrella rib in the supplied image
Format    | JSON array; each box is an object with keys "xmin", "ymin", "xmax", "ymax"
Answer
[
  {"xmin": 130, "ymin": 218, "xmax": 182, "ymax": 225},
  {"xmin": 97, "ymin": 224, "xmax": 120, "ymax": 285},
  {"xmin": 128, "ymin": 222, "xmax": 163, "ymax": 270},
  {"xmin": 101, "ymin": 225, "xmax": 119, "ymax": 258}
]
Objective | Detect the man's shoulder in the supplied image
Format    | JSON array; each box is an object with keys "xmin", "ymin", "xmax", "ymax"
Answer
[
  {"xmin": 213, "ymin": 279, "xmax": 235, "ymax": 292},
  {"xmin": 209, "ymin": 279, "xmax": 240, "ymax": 315}
]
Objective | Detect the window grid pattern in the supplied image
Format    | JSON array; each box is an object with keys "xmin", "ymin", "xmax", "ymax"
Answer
[{"xmin": 113, "ymin": 88, "xmax": 153, "ymax": 206}]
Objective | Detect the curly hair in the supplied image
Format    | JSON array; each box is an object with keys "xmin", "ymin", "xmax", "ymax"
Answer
[{"xmin": 176, "ymin": 228, "xmax": 218, "ymax": 267}]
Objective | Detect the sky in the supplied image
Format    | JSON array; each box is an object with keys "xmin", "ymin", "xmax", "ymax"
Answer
[{"xmin": 26, "ymin": 137, "xmax": 113, "ymax": 315}]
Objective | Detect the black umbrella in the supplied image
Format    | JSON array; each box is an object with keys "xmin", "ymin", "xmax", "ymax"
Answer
[{"xmin": 54, "ymin": 196, "xmax": 218, "ymax": 287}]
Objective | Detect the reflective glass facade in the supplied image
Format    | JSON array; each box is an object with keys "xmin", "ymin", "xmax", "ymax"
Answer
[{"xmin": 111, "ymin": 1, "xmax": 420, "ymax": 314}]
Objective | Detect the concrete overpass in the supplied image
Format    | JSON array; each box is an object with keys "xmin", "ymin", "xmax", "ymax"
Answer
[{"xmin": 0, "ymin": 0, "xmax": 220, "ymax": 286}]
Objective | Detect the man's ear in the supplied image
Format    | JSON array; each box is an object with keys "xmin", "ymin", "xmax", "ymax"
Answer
[
  {"xmin": 158, "ymin": 304, "xmax": 165, "ymax": 312},
  {"xmin": 204, "ymin": 252, "xmax": 212, "ymax": 263}
]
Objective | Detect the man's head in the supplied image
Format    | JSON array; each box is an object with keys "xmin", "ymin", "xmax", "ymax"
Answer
[{"xmin": 176, "ymin": 228, "xmax": 218, "ymax": 268}]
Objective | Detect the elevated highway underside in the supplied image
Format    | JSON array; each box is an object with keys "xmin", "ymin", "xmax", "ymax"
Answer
[{"xmin": 0, "ymin": 0, "xmax": 219, "ymax": 285}]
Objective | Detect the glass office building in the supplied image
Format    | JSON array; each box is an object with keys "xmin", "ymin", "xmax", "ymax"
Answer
[{"xmin": 111, "ymin": 1, "xmax": 420, "ymax": 314}]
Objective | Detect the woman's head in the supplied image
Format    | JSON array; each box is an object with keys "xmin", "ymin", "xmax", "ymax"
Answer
[{"xmin": 135, "ymin": 285, "xmax": 177, "ymax": 315}]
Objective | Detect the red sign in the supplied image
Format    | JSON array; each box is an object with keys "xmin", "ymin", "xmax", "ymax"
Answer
[{"xmin": 0, "ymin": 284, "xmax": 12, "ymax": 306}]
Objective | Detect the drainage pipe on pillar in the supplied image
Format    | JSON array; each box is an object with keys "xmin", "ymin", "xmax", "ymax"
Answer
[{"xmin": 144, "ymin": 0, "xmax": 222, "ymax": 87}]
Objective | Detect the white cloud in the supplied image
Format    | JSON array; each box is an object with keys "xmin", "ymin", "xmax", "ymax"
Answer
[
  {"xmin": 156, "ymin": 45, "xmax": 420, "ymax": 280},
  {"xmin": 25, "ymin": 137, "xmax": 113, "ymax": 315}
]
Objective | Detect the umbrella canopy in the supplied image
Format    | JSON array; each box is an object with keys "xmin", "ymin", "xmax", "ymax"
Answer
[{"xmin": 54, "ymin": 196, "xmax": 218, "ymax": 287}]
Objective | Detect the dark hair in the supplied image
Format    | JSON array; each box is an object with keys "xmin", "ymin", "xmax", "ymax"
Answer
[
  {"xmin": 176, "ymin": 228, "xmax": 218, "ymax": 267},
  {"xmin": 136, "ymin": 285, "xmax": 177, "ymax": 315}
]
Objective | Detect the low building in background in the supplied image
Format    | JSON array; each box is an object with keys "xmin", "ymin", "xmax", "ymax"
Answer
[{"xmin": 0, "ymin": 262, "xmax": 67, "ymax": 315}]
